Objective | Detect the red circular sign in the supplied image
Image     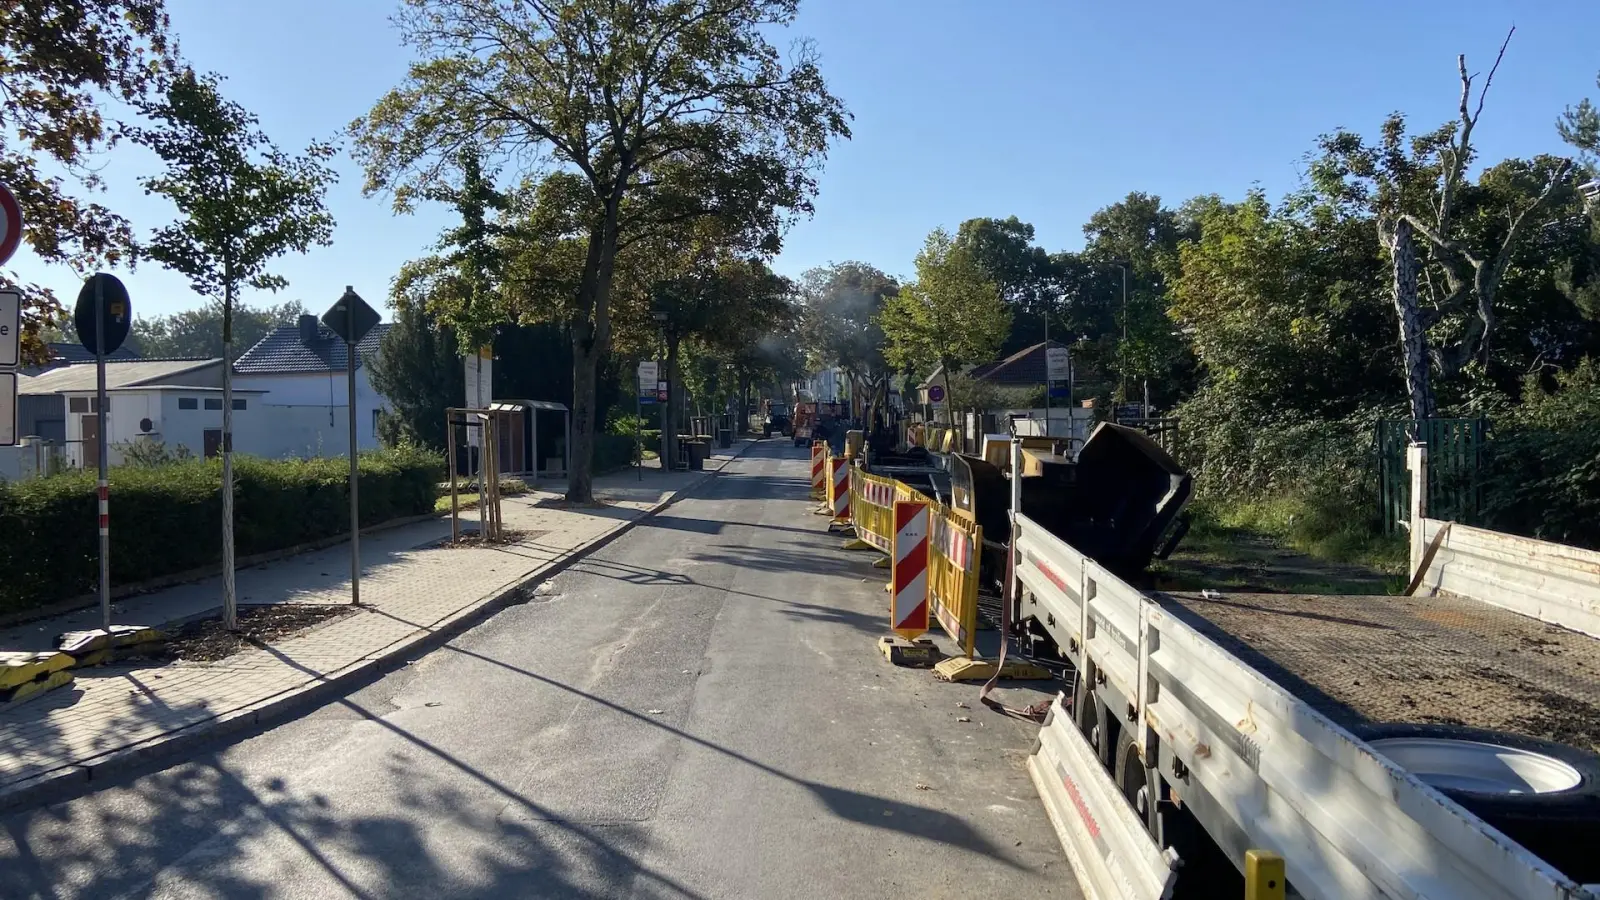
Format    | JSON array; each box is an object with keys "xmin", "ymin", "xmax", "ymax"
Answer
[{"xmin": 0, "ymin": 183, "xmax": 22, "ymax": 267}]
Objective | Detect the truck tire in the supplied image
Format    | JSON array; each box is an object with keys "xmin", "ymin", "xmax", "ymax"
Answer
[{"xmin": 1357, "ymin": 722, "xmax": 1600, "ymax": 883}]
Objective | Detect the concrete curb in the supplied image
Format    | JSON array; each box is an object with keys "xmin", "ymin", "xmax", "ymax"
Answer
[{"xmin": 0, "ymin": 440, "xmax": 762, "ymax": 813}]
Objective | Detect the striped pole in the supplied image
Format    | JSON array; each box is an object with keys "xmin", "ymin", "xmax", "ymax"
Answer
[
  {"xmin": 891, "ymin": 500, "xmax": 930, "ymax": 639},
  {"xmin": 811, "ymin": 441, "xmax": 826, "ymax": 498},
  {"xmin": 831, "ymin": 457, "xmax": 850, "ymax": 520}
]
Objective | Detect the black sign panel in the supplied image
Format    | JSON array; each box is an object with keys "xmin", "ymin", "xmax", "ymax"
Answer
[
  {"xmin": 74, "ymin": 273, "xmax": 133, "ymax": 356},
  {"xmin": 322, "ymin": 286, "xmax": 380, "ymax": 345}
]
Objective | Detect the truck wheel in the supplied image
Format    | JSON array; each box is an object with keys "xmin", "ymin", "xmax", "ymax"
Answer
[
  {"xmin": 1114, "ymin": 730, "xmax": 1152, "ymax": 822},
  {"xmin": 1071, "ymin": 671, "xmax": 1098, "ymax": 751},
  {"xmin": 1358, "ymin": 723, "xmax": 1600, "ymax": 883}
]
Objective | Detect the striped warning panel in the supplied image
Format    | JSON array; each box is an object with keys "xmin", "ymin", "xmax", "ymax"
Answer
[
  {"xmin": 891, "ymin": 499, "xmax": 930, "ymax": 639},
  {"xmin": 831, "ymin": 458, "xmax": 850, "ymax": 519}
]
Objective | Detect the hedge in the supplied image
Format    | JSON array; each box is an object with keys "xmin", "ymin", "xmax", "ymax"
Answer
[
  {"xmin": 593, "ymin": 434, "xmax": 636, "ymax": 474},
  {"xmin": 0, "ymin": 446, "xmax": 444, "ymax": 617}
]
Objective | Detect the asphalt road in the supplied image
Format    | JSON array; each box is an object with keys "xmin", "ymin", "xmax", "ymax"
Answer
[{"xmin": 0, "ymin": 441, "xmax": 1073, "ymax": 899}]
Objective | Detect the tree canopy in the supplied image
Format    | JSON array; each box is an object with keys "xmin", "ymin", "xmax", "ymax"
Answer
[
  {"xmin": 351, "ymin": 0, "xmax": 850, "ymax": 501},
  {"xmin": 0, "ymin": 0, "xmax": 174, "ymax": 361}
]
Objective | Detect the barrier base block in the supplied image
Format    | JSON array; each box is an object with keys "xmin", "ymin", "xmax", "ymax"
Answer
[
  {"xmin": 932, "ymin": 657, "xmax": 1052, "ymax": 683},
  {"xmin": 841, "ymin": 538, "xmax": 874, "ymax": 551},
  {"xmin": 878, "ymin": 636, "xmax": 942, "ymax": 668},
  {"xmin": 813, "ymin": 504, "xmax": 832, "ymax": 516}
]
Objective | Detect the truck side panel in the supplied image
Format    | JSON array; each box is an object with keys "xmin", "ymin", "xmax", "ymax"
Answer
[{"xmin": 1016, "ymin": 514, "xmax": 1588, "ymax": 900}]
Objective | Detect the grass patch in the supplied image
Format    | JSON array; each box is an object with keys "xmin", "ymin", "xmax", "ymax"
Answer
[{"xmin": 1149, "ymin": 492, "xmax": 1407, "ymax": 595}]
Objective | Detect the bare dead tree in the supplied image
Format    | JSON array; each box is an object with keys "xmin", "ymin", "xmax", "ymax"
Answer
[{"xmin": 1377, "ymin": 27, "xmax": 1574, "ymax": 421}]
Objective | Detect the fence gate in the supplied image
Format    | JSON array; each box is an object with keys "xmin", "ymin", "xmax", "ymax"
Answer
[{"xmin": 1375, "ymin": 417, "xmax": 1487, "ymax": 534}]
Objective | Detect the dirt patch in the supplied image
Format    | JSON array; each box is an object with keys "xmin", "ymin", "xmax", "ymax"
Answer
[
  {"xmin": 161, "ymin": 604, "xmax": 356, "ymax": 663},
  {"xmin": 444, "ymin": 529, "xmax": 535, "ymax": 548},
  {"xmin": 532, "ymin": 497, "xmax": 615, "ymax": 510}
]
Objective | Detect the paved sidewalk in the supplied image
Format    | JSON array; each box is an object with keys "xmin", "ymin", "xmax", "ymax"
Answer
[{"xmin": 0, "ymin": 442, "xmax": 752, "ymax": 806}]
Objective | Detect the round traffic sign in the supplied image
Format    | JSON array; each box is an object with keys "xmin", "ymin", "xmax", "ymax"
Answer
[
  {"xmin": 0, "ymin": 183, "xmax": 23, "ymax": 267},
  {"xmin": 74, "ymin": 273, "xmax": 133, "ymax": 356},
  {"xmin": 927, "ymin": 384, "xmax": 945, "ymax": 403}
]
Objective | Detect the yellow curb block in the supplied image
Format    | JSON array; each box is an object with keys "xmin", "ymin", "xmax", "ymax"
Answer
[
  {"xmin": 1, "ymin": 668, "xmax": 74, "ymax": 704},
  {"xmin": 0, "ymin": 652, "xmax": 74, "ymax": 690},
  {"xmin": 932, "ymin": 657, "xmax": 1052, "ymax": 683}
]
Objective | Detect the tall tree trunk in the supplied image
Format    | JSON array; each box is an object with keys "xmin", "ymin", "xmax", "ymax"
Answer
[
  {"xmin": 1391, "ymin": 219, "xmax": 1436, "ymax": 421},
  {"xmin": 566, "ymin": 195, "xmax": 624, "ymax": 503}
]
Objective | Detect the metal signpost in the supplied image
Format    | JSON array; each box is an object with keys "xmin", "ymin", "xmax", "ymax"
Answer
[
  {"xmin": 0, "ymin": 185, "xmax": 23, "ymax": 452},
  {"xmin": 1045, "ymin": 344, "xmax": 1070, "ymax": 439},
  {"xmin": 74, "ymin": 273, "xmax": 132, "ymax": 633},
  {"xmin": 636, "ymin": 360, "xmax": 658, "ymax": 482},
  {"xmin": 0, "ymin": 290, "xmax": 18, "ymax": 448},
  {"xmin": 322, "ymin": 287, "xmax": 380, "ymax": 607}
]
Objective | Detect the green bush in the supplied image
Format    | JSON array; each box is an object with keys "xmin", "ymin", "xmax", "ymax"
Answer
[
  {"xmin": 1482, "ymin": 360, "xmax": 1600, "ymax": 549},
  {"xmin": 0, "ymin": 446, "xmax": 444, "ymax": 617},
  {"xmin": 592, "ymin": 434, "xmax": 636, "ymax": 474}
]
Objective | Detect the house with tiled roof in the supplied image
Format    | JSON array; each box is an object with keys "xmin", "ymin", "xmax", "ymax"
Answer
[{"xmin": 233, "ymin": 315, "xmax": 393, "ymax": 451}]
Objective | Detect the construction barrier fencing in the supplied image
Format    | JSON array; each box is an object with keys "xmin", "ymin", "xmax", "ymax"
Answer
[
  {"xmin": 927, "ymin": 502, "xmax": 980, "ymax": 658},
  {"xmin": 829, "ymin": 461, "xmax": 980, "ymax": 658},
  {"xmin": 847, "ymin": 467, "xmax": 898, "ymax": 555}
]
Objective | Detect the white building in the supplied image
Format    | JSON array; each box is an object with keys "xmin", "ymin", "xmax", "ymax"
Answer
[
  {"xmin": 15, "ymin": 344, "xmax": 373, "ymax": 469},
  {"xmin": 233, "ymin": 315, "xmax": 392, "ymax": 450}
]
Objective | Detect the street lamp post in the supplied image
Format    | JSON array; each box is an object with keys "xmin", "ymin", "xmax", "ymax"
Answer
[{"xmin": 1116, "ymin": 263, "xmax": 1129, "ymax": 403}]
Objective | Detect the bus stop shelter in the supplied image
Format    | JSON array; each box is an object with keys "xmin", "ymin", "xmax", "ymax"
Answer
[{"xmin": 489, "ymin": 399, "xmax": 570, "ymax": 479}]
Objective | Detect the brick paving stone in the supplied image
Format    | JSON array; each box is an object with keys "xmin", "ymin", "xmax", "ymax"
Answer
[{"xmin": 0, "ymin": 447, "xmax": 745, "ymax": 795}]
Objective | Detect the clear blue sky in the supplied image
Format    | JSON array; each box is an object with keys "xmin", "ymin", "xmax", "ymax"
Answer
[{"xmin": 9, "ymin": 0, "xmax": 1600, "ymax": 322}]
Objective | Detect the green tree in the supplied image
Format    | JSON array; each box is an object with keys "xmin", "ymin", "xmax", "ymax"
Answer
[
  {"xmin": 370, "ymin": 294, "xmax": 463, "ymax": 451},
  {"xmin": 880, "ymin": 228, "xmax": 1010, "ymax": 425},
  {"xmin": 128, "ymin": 68, "xmax": 337, "ymax": 629},
  {"xmin": 114, "ymin": 299, "xmax": 307, "ymax": 358},
  {"xmin": 1314, "ymin": 32, "xmax": 1574, "ymax": 419},
  {"xmin": 953, "ymin": 216, "xmax": 1061, "ymax": 356},
  {"xmin": 351, "ymin": 0, "xmax": 849, "ymax": 502},
  {"xmin": 1559, "ymin": 72, "xmax": 1599, "ymax": 164},
  {"xmin": 796, "ymin": 261, "xmax": 896, "ymax": 422},
  {"xmin": 0, "ymin": 0, "xmax": 174, "ymax": 361}
]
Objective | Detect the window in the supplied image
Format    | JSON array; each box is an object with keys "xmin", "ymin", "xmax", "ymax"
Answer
[
  {"xmin": 68, "ymin": 397, "xmax": 99, "ymax": 413},
  {"xmin": 373, "ymin": 409, "xmax": 381, "ymax": 434},
  {"xmin": 231, "ymin": 398, "xmax": 247, "ymax": 411},
  {"xmin": 178, "ymin": 397, "xmax": 198, "ymax": 410},
  {"xmin": 203, "ymin": 398, "xmax": 222, "ymax": 410}
]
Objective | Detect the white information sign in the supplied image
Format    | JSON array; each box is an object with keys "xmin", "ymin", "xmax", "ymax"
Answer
[
  {"xmin": 463, "ymin": 347, "xmax": 493, "ymax": 447},
  {"xmin": 637, "ymin": 360, "xmax": 659, "ymax": 395},
  {"xmin": 1046, "ymin": 345, "xmax": 1071, "ymax": 383},
  {"xmin": 0, "ymin": 289, "xmax": 18, "ymax": 368}
]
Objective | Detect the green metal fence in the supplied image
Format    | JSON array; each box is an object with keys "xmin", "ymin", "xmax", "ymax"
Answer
[{"xmin": 1375, "ymin": 417, "xmax": 1488, "ymax": 534}]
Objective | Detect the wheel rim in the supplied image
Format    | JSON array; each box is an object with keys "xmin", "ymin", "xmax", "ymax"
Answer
[{"xmin": 1369, "ymin": 736, "xmax": 1582, "ymax": 795}]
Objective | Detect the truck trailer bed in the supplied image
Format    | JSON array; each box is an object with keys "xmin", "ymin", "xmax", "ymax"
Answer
[{"xmin": 1153, "ymin": 589, "xmax": 1600, "ymax": 753}]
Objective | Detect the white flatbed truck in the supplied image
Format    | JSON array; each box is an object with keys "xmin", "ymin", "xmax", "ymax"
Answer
[{"xmin": 1013, "ymin": 442, "xmax": 1600, "ymax": 899}]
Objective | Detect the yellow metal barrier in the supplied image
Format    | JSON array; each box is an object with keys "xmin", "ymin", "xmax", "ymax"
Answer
[
  {"xmin": 848, "ymin": 468, "xmax": 899, "ymax": 555},
  {"xmin": 927, "ymin": 500, "xmax": 980, "ymax": 658}
]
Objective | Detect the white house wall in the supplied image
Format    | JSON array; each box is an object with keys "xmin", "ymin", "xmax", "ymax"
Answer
[
  {"xmin": 236, "ymin": 404, "xmax": 351, "ymax": 459},
  {"xmin": 233, "ymin": 370, "xmax": 388, "ymax": 450}
]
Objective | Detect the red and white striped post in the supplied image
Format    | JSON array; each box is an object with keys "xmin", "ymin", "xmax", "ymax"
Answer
[
  {"xmin": 830, "ymin": 457, "xmax": 850, "ymax": 521},
  {"xmin": 811, "ymin": 441, "xmax": 826, "ymax": 498},
  {"xmin": 891, "ymin": 499, "xmax": 930, "ymax": 639}
]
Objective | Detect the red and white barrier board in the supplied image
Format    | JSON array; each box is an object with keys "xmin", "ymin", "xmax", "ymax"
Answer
[
  {"xmin": 831, "ymin": 457, "xmax": 850, "ymax": 520},
  {"xmin": 810, "ymin": 442, "xmax": 826, "ymax": 497},
  {"xmin": 891, "ymin": 499, "xmax": 929, "ymax": 639}
]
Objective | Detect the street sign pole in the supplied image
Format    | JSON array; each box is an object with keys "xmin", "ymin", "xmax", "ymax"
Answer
[
  {"xmin": 321, "ymin": 286, "xmax": 380, "ymax": 608},
  {"xmin": 95, "ymin": 276, "xmax": 110, "ymax": 633},
  {"xmin": 635, "ymin": 381, "xmax": 643, "ymax": 482},
  {"xmin": 347, "ymin": 326, "xmax": 360, "ymax": 607}
]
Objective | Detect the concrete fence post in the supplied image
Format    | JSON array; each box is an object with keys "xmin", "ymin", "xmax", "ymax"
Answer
[{"xmin": 1406, "ymin": 441, "xmax": 1428, "ymax": 578}]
